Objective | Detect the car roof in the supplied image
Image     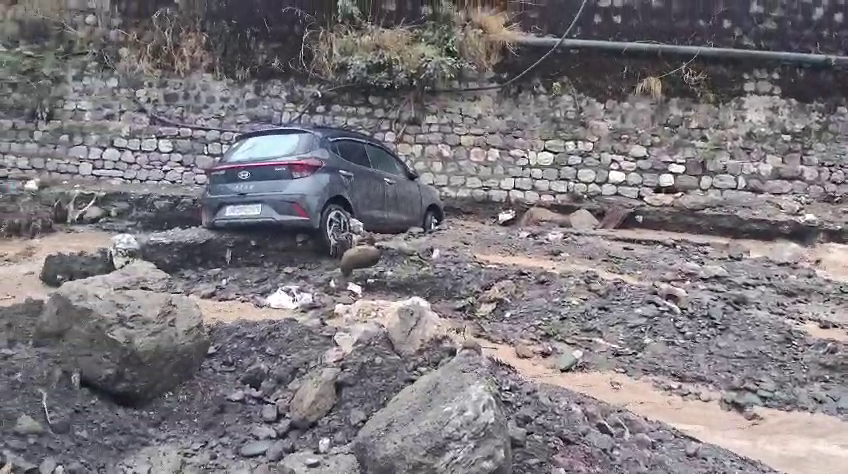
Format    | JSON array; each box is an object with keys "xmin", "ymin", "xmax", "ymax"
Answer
[{"xmin": 236, "ymin": 125, "xmax": 381, "ymax": 144}]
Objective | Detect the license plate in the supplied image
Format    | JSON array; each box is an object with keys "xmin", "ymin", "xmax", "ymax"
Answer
[{"xmin": 224, "ymin": 204, "xmax": 262, "ymax": 217}]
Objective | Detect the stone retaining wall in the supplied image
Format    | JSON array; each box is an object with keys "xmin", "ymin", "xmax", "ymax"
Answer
[{"xmin": 2, "ymin": 69, "xmax": 848, "ymax": 205}]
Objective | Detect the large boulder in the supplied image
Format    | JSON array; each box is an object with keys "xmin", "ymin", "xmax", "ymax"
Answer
[
  {"xmin": 66, "ymin": 260, "xmax": 171, "ymax": 292},
  {"xmin": 352, "ymin": 351, "xmax": 512, "ymax": 474},
  {"xmin": 34, "ymin": 263, "xmax": 210, "ymax": 405},
  {"xmin": 334, "ymin": 297, "xmax": 445, "ymax": 355},
  {"xmin": 39, "ymin": 249, "xmax": 115, "ymax": 287}
]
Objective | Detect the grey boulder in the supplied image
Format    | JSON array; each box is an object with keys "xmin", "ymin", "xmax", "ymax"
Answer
[
  {"xmin": 339, "ymin": 246, "xmax": 381, "ymax": 277},
  {"xmin": 34, "ymin": 264, "xmax": 210, "ymax": 405},
  {"xmin": 352, "ymin": 351, "xmax": 512, "ymax": 474},
  {"xmin": 289, "ymin": 368, "xmax": 341, "ymax": 428}
]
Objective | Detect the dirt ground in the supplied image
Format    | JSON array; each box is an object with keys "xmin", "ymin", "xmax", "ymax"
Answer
[{"xmin": 1, "ymin": 221, "xmax": 847, "ymax": 474}]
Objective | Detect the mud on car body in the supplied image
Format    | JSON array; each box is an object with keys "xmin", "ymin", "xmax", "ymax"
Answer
[{"xmin": 199, "ymin": 126, "xmax": 445, "ymax": 254}]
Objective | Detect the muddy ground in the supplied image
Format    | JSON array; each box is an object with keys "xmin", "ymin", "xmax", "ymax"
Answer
[{"xmin": 0, "ymin": 218, "xmax": 846, "ymax": 474}]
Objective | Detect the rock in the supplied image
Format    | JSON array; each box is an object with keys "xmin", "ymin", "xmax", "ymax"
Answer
[
  {"xmin": 657, "ymin": 283, "xmax": 688, "ymax": 307},
  {"xmin": 375, "ymin": 239, "xmax": 418, "ymax": 256},
  {"xmin": 633, "ymin": 433, "xmax": 653, "ymax": 449},
  {"xmin": 349, "ymin": 408, "xmax": 367, "ymax": 426},
  {"xmin": 764, "ymin": 241, "xmax": 806, "ymax": 265},
  {"xmin": 518, "ymin": 207, "xmax": 570, "ymax": 227},
  {"xmin": 385, "ymin": 297, "xmax": 445, "ymax": 355},
  {"xmin": 317, "ymin": 437, "xmax": 331, "ymax": 454},
  {"xmin": 80, "ymin": 205, "xmax": 106, "ymax": 223},
  {"xmin": 699, "ymin": 265, "xmax": 729, "ymax": 279},
  {"xmin": 39, "ymin": 249, "xmax": 115, "ymax": 287},
  {"xmin": 261, "ymin": 404, "xmax": 278, "ymax": 423},
  {"xmin": 685, "ymin": 441, "xmax": 701, "ymax": 458},
  {"xmin": 39, "ymin": 457, "xmax": 58, "ymax": 474},
  {"xmin": 335, "ymin": 298, "xmax": 445, "ymax": 355},
  {"xmin": 352, "ymin": 352, "xmax": 511, "ymax": 474},
  {"xmin": 14, "ymin": 414, "xmax": 45, "ymax": 435},
  {"xmin": 227, "ymin": 390, "xmax": 246, "ymax": 402},
  {"xmin": 139, "ymin": 227, "xmax": 301, "ymax": 273},
  {"xmin": 110, "ymin": 233, "xmax": 142, "ymax": 269},
  {"xmin": 332, "ymin": 323, "xmax": 383, "ymax": 356},
  {"xmin": 34, "ymin": 270, "xmax": 210, "ymax": 405},
  {"xmin": 508, "ymin": 422, "xmax": 527, "ymax": 447},
  {"xmin": 567, "ymin": 209, "xmax": 600, "ymax": 230},
  {"xmin": 114, "ymin": 445, "xmax": 194, "ymax": 474},
  {"xmin": 289, "ymin": 368, "xmax": 341, "ymax": 428},
  {"xmin": 339, "ymin": 246, "xmax": 381, "ymax": 277},
  {"xmin": 251, "ymin": 425, "xmax": 277, "ymax": 440},
  {"xmin": 241, "ymin": 363, "xmax": 270, "ymax": 388},
  {"xmin": 73, "ymin": 260, "xmax": 170, "ymax": 292},
  {"xmin": 240, "ymin": 440, "xmax": 273, "ymax": 458},
  {"xmin": 279, "ymin": 452, "xmax": 361, "ymax": 474},
  {"xmin": 480, "ymin": 280, "xmax": 516, "ymax": 304},
  {"xmin": 555, "ymin": 348, "xmax": 581, "ymax": 372},
  {"xmin": 266, "ymin": 441, "xmax": 286, "ymax": 462},
  {"xmin": 514, "ymin": 343, "xmax": 535, "ymax": 359}
]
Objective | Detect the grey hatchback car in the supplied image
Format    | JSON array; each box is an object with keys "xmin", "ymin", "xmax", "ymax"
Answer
[{"xmin": 200, "ymin": 126, "xmax": 444, "ymax": 252}]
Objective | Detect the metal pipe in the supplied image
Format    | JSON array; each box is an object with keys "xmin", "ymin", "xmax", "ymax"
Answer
[{"xmin": 514, "ymin": 36, "xmax": 848, "ymax": 67}]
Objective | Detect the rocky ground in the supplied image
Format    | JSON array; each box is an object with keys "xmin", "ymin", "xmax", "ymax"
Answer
[{"xmin": 0, "ymin": 214, "xmax": 846, "ymax": 474}]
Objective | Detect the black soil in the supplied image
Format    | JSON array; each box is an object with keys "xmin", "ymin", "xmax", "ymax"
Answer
[
  {"xmin": 167, "ymin": 224, "xmax": 848, "ymax": 419},
  {"xmin": 2, "ymin": 220, "xmax": 844, "ymax": 472},
  {"xmin": 0, "ymin": 298, "xmax": 775, "ymax": 473}
]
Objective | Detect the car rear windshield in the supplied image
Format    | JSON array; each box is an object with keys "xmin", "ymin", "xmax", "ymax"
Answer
[{"xmin": 221, "ymin": 132, "xmax": 316, "ymax": 163}]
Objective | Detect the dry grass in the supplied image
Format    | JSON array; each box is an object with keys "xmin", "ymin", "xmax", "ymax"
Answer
[
  {"xmin": 308, "ymin": 5, "xmax": 520, "ymax": 86},
  {"xmin": 118, "ymin": 10, "xmax": 215, "ymax": 78},
  {"xmin": 633, "ymin": 63, "xmax": 712, "ymax": 101},
  {"xmin": 458, "ymin": 8, "xmax": 519, "ymax": 70},
  {"xmin": 312, "ymin": 24, "xmax": 443, "ymax": 80},
  {"xmin": 634, "ymin": 76, "xmax": 662, "ymax": 99}
]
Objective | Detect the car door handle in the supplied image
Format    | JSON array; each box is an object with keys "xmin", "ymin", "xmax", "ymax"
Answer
[
  {"xmin": 384, "ymin": 178, "xmax": 396, "ymax": 185},
  {"xmin": 339, "ymin": 170, "xmax": 353, "ymax": 178}
]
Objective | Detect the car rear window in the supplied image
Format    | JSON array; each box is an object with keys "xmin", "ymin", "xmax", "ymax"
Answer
[{"xmin": 221, "ymin": 132, "xmax": 315, "ymax": 163}]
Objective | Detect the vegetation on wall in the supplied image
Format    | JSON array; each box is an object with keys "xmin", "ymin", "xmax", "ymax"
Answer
[
  {"xmin": 0, "ymin": 0, "xmax": 87, "ymax": 120},
  {"xmin": 117, "ymin": 12, "xmax": 217, "ymax": 78},
  {"xmin": 306, "ymin": 0, "xmax": 519, "ymax": 90},
  {"xmin": 113, "ymin": 0, "xmax": 519, "ymax": 90}
]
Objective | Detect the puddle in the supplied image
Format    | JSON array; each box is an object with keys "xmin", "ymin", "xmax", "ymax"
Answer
[
  {"xmin": 483, "ymin": 342, "xmax": 848, "ymax": 474},
  {"xmin": 580, "ymin": 228, "xmax": 848, "ymax": 284},
  {"xmin": 475, "ymin": 253, "xmax": 645, "ymax": 286},
  {"xmin": 196, "ymin": 298, "xmax": 306, "ymax": 323},
  {"xmin": 799, "ymin": 322, "xmax": 848, "ymax": 342},
  {"xmin": 813, "ymin": 243, "xmax": 848, "ymax": 283},
  {"xmin": 0, "ymin": 230, "xmax": 113, "ymax": 305}
]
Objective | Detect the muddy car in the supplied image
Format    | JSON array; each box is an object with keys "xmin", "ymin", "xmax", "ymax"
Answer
[{"xmin": 200, "ymin": 126, "xmax": 444, "ymax": 253}]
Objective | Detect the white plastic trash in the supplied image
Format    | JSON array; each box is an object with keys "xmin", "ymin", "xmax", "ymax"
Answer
[
  {"xmin": 109, "ymin": 233, "xmax": 141, "ymax": 269},
  {"xmin": 498, "ymin": 210, "xmax": 516, "ymax": 225},
  {"xmin": 266, "ymin": 286, "xmax": 314, "ymax": 310}
]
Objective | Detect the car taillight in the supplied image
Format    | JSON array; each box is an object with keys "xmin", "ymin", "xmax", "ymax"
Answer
[{"xmin": 289, "ymin": 158, "xmax": 324, "ymax": 179}]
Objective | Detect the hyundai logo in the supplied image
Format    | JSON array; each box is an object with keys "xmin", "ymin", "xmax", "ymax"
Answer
[{"xmin": 237, "ymin": 170, "xmax": 251, "ymax": 180}]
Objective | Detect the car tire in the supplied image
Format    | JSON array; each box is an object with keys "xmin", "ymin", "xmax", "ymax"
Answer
[
  {"xmin": 423, "ymin": 208, "xmax": 441, "ymax": 232},
  {"xmin": 320, "ymin": 203, "xmax": 352, "ymax": 258}
]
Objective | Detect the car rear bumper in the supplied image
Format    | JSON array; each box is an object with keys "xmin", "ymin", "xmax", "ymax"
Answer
[{"xmin": 201, "ymin": 193, "xmax": 318, "ymax": 230}]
